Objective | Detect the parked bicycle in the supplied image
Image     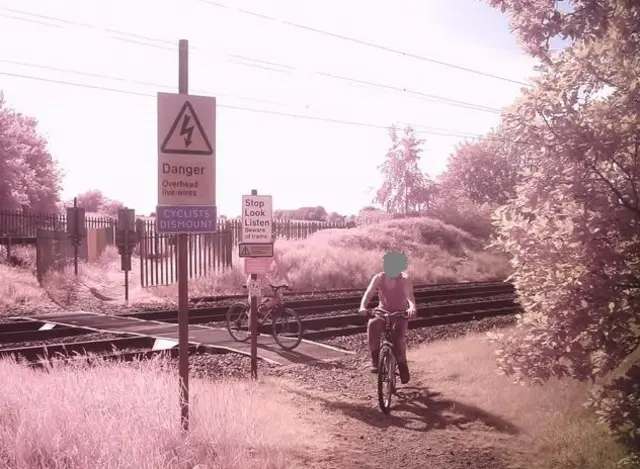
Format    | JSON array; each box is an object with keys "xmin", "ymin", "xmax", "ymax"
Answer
[
  {"xmin": 226, "ymin": 283, "xmax": 303, "ymax": 351},
  {"xmin": 367, "ymin": 307, "xmax": 408, "ymax": 414}
]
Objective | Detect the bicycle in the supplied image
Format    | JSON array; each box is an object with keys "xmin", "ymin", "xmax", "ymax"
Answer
[
  {"xmin": 367, "ymin": 307, "xmax": 408, "ymax": 414},
  {"xmin": 225, "ymin": 282, "xmax": 303, "ymax": 351}
]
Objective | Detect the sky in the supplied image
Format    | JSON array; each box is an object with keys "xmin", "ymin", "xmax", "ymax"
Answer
[{"xmin": 0, "ymin": 0, "xmax": 538, "ymax": 217}]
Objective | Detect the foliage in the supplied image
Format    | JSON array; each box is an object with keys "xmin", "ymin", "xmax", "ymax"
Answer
[
  {"xmin": 483, "ymin": 0, "xmax": 640, "ymax": 458},
  {"xmin": 274, "ymin": 206, "xmax": 331, "ymax": 221},
  {"xmin": 373, "ymin": 125, "xmax": 435, "ymax": 214},
  {"xmin": 325, "ymin": 211, "xmax": 346, "ymax": 223},
  {"xmin": 0, "ymin": 92, "xmax": 62, "ymax": 212},
  {"xmin": 432, "ymin": 125, "xmax": 526, "ymax": 241},
  {"xmin": 185, "ymin": 216, "xmax": 509, "ymax": 294},
  {"xmin": 72, "ymin": 189, "xmax": 125, "ymax": 217},
  {"xmin": 438, "ymin": 126, "xmax": 524, "ymax": 207},
  {"xmin": 356, "ymin": 206, "xmax": 393, "ymax": 225},
  {"xmin": 588, "ymin": 363, "xmax": 640, "ymax": 452},
  {"xmin": 428, "ymin": 194, "xmax": 496, "ymax": 240}
]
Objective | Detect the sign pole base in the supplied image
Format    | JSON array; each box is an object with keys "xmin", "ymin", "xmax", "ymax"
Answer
[
  {"xmin": 250, "ymin": 277, "xmax": 258, "ymax": 380},
  {"xmin": 178, "ymin": 232, "xmax": 189, "ymax": 431}
]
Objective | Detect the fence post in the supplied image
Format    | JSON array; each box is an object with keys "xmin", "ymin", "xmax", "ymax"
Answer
[{"xmin": 136, "ymin": 219, "xmax": 146, "ymax": 287}]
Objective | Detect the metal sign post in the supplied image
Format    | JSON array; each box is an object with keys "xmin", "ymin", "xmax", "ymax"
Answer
[
  {"xmin": 177, "ymin": 40, "xmax": 190, "ymax": 432},
  {"xmin": 241, "ymin": 189, "xmax": 274, "ymax": 380},
  {"xmin": 250, "ymin": 189, "xmax": 259, "ymax": 380},
  {"xmin": 156, "ymin": 39, "xmax": 217, "ymax": 432}
]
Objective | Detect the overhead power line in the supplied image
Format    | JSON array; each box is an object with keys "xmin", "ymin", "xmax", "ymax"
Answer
[
  {"xmin": 0, "ymin": 7, "xmax": 503, "ymax": 114},
  {"xmin": 0, "ymin": 59, "xmax": 294, "ymax": 109},
  {"xmin": 0, "ymin": 70, "xmax": 486, "ymax": 139},
  {"xmin": 197, "ymin": 0, "xmax": 531, "ymax": 87}
]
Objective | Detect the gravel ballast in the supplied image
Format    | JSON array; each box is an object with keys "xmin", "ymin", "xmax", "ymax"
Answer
[
  {"xmin": 0, "ymin": 332, "xmax": 127, "ymax": 351},
  {"xmin": 159, "ymin": 314, "xmax": 517, "ymax": 385}
]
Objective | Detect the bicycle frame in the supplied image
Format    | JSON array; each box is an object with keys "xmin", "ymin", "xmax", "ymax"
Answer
[
  {"xmin": 256, "ymin": 286, "xmax": 287, "ymax": 320},
  {"xmin": 229, "ymin": 282, "xmax": 303, "ymax": 351},
  {"xmin": 257, "ymin": 301, "xmax": 282, "ymax": 323},
  {"xmin": 369, "ymin": 307, "xmax": 408, "ymax": 414},
  {"xmin": 370, "ymin": 308, "xmax": 408, "ymax": 344}
]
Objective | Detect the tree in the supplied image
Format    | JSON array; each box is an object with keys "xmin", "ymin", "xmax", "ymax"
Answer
[
  {"xmin": 326, "ymin": 211, "xmax": 345, "ymax": 223},
  {"xmin": 0, "ymin": 92, "xmax": 62, "ymax": 212},
  {"xmin": 373, "ymin": 125, "xmax": 432, "ymax": 214},
  {"xmin": 357, "ymin": 206, "xmax": 391, "ymax": 225},
  {"xmin": 74, "ymin": 190, "xmax": 105, "ymax": 212},
  {"xmin": 73, "ymin": 190, "xmax": 125, "ymax": 217},
  {"xmin": 99, "ymin": 198, "xmax": 125, "ymax": 217},
  {"xmin": 438, "ymin": 127, "xmax": 524, "ymax": 207},
  {"xmin": 484, "ymin": 0, "xmax": 640, "ymax": 456},
  {"xmin": 273, "ymin": 206, "xmax": 330, "ymax": 221}
]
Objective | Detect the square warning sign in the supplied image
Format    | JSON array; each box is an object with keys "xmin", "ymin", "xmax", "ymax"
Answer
[{"xmin": 157, "ymin": 92, "xmax": 216, "ymax": 206}]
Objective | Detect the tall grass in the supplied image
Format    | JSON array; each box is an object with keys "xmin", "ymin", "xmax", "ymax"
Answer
[
  {"xmin": 183, "ymin": 216, "xmax": 510, "ymax": 295},
  {"xmin": 0, "ymin": 357, "xmax": 309, "ymax": 469},
  {"xmin": 1, "ymin": 216, "xmax": 510, "ymax": 307}
]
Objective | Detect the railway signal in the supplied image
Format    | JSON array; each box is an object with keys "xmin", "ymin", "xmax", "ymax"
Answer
[
  {"xmin": 116, "ymin": 208, "xmax": 138, "ymax": 302},
  {"xmin": 66, "ymin": 198, "xmax": 87, "ymax": 277}
]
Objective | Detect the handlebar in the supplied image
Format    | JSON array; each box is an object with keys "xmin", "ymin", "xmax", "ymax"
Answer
[
  {"xmin": 241, "ymin": 283, "xmax": 291, "ymax": 290},
  {"xmin": 366, "ymin": 308, "xmax": 408, "ymax": 319}
]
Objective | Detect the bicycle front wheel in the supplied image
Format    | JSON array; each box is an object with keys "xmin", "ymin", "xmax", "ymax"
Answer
[
  {"xmin": 272, "ymin": 307, "xmax": 303, "ymax": 351},
  {"xmin": 378, "ymin": 345, "xmax": 396, "ymax": 414},
  {"xmin": 226, "ymin": 302, "xmax": 250, "ymax": 342}
]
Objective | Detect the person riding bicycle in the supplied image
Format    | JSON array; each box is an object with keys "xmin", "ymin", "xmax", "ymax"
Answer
[{"xmin": 358, "ymin": 251, "xmax": 417, "ymax": 384}]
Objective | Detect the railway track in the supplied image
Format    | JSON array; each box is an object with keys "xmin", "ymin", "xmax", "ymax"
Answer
[
  {"xmin": 0, "ymin": 336, "xmax": 224, "ymax": 368},
  {"xmin": 0, "ymin": 281, "xmax": 520, "ymax": 365},
  {"xmin": 189, "ymin": 279, "xmax": 510, "ymax": 303},
  {"xmin": 133, "ymin": 281, "xmax": 515, "ymax": 324}
]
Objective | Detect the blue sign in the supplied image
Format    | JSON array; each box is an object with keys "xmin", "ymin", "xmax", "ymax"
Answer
[{"xmin": 155, "ymin": 205, "xmax": 216, "ymax": 233}]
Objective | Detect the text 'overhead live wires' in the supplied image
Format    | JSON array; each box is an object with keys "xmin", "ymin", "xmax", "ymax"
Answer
[{"xmin": 0, "ymin": 6, "xmax": 507, "ymax": 115}]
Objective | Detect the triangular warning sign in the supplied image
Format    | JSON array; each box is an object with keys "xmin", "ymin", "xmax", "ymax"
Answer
[
  {"xmin": 240, "ymin": 245, "xmax": 251, "ymax": 256},
  {"xmin": 161, "ymin": 101, "xmax": 213, "ymax": 155}
]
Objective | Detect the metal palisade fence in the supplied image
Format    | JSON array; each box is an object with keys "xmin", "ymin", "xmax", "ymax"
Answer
[
  {"xmin": 1, "ymin": 209, "xmax": 353, "ymax": 287},
  {"xmin": 135, "ymin": 218, "xmax": 353, "ymax": 286},
  {"xmin": 0, "ymin": 208, "xmax": 115, "ymax": 236}
]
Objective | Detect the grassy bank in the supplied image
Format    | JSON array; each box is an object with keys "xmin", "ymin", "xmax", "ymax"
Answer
[
  {"xmin": 0, "ymin": 357, "xmax": 320, "ymax": 469},
  {"xmin": 0, "ymin": 216, "xmax": 509, "ymax": 311}
]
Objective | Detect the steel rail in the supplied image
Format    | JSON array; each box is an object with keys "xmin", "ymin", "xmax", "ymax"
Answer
[
  {"xmin": 0, "ymin": 305, "xmax": 520, "ymax": 364},
  {"xmin": 189, "ymin": 279, "xmax": 511, "ymax": 303},
  {"xmin": 0, "ymin": 285, "xmax": 516, "ymax": 344},
  {"xmin": 131, "ymin": 283, "xmax": 515, "ymax": 323}
]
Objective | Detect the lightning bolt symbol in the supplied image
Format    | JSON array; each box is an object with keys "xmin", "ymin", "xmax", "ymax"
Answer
[{"xmin": 179, "ymin": 114, "xmax": 195, "ymax": 147}]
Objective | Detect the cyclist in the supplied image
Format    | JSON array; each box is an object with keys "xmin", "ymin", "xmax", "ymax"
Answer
[{"xmin": 358, "ymin": 251, "xmax": 417, "ymax": 384}]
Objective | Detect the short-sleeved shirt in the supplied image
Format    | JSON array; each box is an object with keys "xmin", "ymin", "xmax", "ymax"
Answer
[{"xmin": 377, "ymin": 272, "xmax": 409, "ymax": 311}]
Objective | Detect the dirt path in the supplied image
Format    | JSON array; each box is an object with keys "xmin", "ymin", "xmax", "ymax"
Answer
[{"xmin": 266, "ymin": 333, "xmax": 584, "ymax": 469}]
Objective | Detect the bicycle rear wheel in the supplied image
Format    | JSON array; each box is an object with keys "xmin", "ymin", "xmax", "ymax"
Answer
[
  {"xmin": 226, "ymin": 302, "xmax": 251, "ymax": 342},
  {"xmin": 377, "ymin": 345, "xmax": 396, "ymax": 414},
  {"xmin": 272, "ymin": 307, "xmax": 303, "ymax": 351}
]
